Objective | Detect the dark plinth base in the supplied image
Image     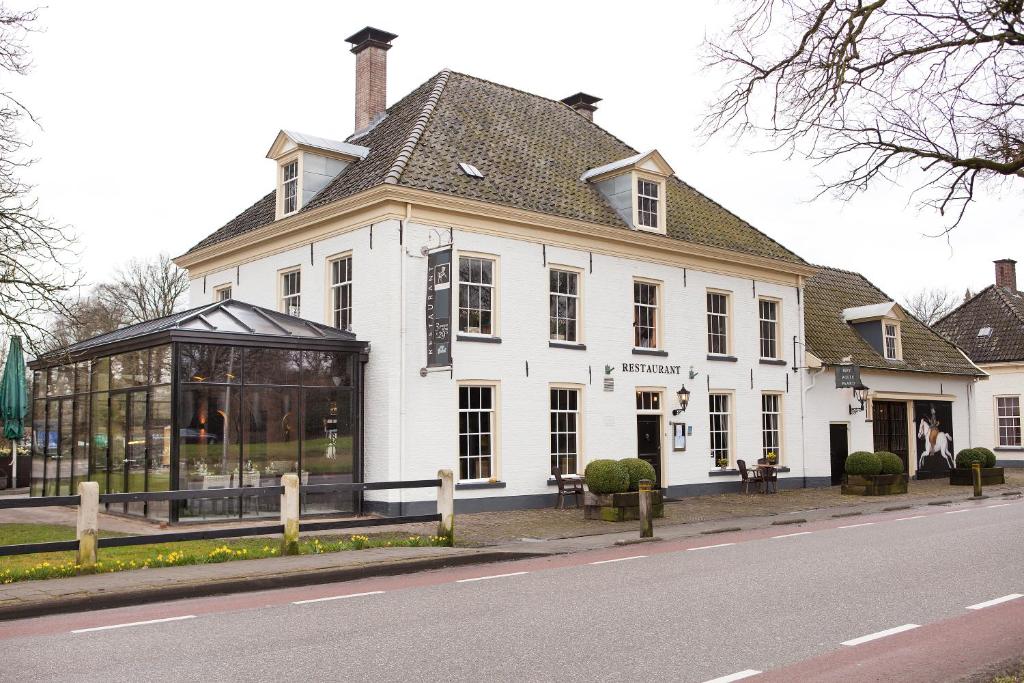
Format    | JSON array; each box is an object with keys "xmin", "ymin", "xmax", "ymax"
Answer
[
  {"xmin": 915, "ymin": 470, "xmax": 951, "ymax": 480},
  {"xmin": 584, "ymin": 490, "xmax": 665, "ymax": 521},
  {"xmin": 841, "ymin": 473, "xmax": 909, "ymax": 496},
  {"xmin": 949, "ymin": 467, "xmax": 1005, "ymax": 486}
]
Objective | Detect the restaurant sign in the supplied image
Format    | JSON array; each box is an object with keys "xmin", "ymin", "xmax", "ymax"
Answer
[
  {"xmin": 621, "ymin": 362, "xmax": 681, "ymax": 375},
  {"xmin": 834, "ymin": 364, "xmax": 861, "ymax": 388},
  {"xmin": 425, "ymin": 248, "xmax": 452, "ymax": 368}
]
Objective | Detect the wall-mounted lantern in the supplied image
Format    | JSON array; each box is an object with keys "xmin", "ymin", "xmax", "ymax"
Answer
[
  {"xmin": 672, "ymin": 384, "xmax": 691, "ymax": 416},
  {"xmin": 849, "ymin": 383, "xmax": 870, "ymax": 415}
]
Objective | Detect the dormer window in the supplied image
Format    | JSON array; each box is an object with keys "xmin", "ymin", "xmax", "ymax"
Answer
[
  {"xmin": 883, "ymin": 321, "xmax": 901, "ymax": 360},
  {"xmin": 282, "ymin": 160, "xmax": 299, "ymax": 215},
  {"xmin": 637, "ymin": 179, "xmax": 659, "ymax": 229},
  {"xmin": 582, "ymin": 150, "xmax": 673, "ymax": 235},
  {"xmin": 267, "ymin": 130, "xmax": 370, "ymax": 221},
  {"xmin": 842, "ymin": 302, "xmax": 905, "ymax": 361}
]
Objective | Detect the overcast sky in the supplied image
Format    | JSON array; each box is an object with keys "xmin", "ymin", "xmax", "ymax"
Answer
[{"xmin": 11, "ymin": 0, "xmax": 1023, "ymax": 302}]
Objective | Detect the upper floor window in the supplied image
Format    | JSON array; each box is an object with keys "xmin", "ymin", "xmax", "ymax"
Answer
[
  {"xmin": 214, "ymin": 285, "xmax": 232, "ymax": 302},
  {"xmin": 459, "ymin": 256, "xmax": 495, "ymax": 336},
  {"xmin": 883, "ymin": 322, "xmax": 899, "ymax": 359},
  {"xmin": 633, "ymin": 281, "xmax": 659, "ymax": 349},
  {"xmin": 282, "ymin": 160, "xmax": 299, "ymax": 215},
  {"xmin": 637, "ymin": 179, "xmax": 660, "ymax": 229},
  {"xmin": 707, "ymin": 291, "xmax": 730, "ymax": 355},
  {"xmin": 330, "ymin": 255, "xmax": 353, "ymax": 331},
  {"xmin": 280, "ymin": 269, "xmax": 300, "ymax": 316},
  {"xmin": 997, "ymin": 396, "xmax": 1021, "ymax": 447},
  {"xmin": 549, "ymin": 269, "xmax": 579, "ymax": 343},
  {"xmin": 759, "ymin": 299, "xmax": 779, "ymax": 359}
]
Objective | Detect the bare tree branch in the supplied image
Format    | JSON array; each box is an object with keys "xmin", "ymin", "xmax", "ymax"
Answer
[{"xmin": 903, "ymin": 286, "xmax": 961, "ymax": 324}]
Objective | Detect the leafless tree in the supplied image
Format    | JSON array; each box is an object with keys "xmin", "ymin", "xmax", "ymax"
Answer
[
  {"xmin": 0, "ymin": 7, "xmax": 80, "ymax": 354},
  {"xmin": 903, "ymin": 287, "xmax": 961, "ymax": 325},
  {"xmin": 97, "ymin": 253, "xmax": 190, "ymax": 324},
  {"xmin": 703, "ymin": 1, "xmax": 1024, "ymax": 230}
]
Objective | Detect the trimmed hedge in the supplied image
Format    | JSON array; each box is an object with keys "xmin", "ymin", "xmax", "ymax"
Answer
[
  {"xmin": 975, "ymin": 447, "xmax": 997, "ymax": 468},
  {"xmin": 876, "ymin": 451, "xmax": 904, "ymax": 475},
  {"xmin": 955, "ymin": 448, "xmax": 988, "ymax": 469},
  {"xmin": 619, "ymin": 458, "xmax": 657, "ymax": 491},
  {"xmin": 845, "ymin": 451, "xmax": 882, "ymax": 476},
  {"xmin": 584, "ymin": 459, "xmax": 629, "ymax": 494}
]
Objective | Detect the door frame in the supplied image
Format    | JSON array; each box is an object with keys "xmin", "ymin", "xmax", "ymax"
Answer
[{"xmin": 635, "ymin": 387, "xmax": 665, "ymax": 488}]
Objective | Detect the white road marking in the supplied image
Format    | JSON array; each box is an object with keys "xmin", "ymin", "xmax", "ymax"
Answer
[
  {"xmin": 589, "ymin": 555, "xmax": 647, "ymax": 565},
  {"xmin": 841, "ymin": 623, "xmax": 920, "ymax": 646},
  {"xmin": 292, "ymin": 591, "xmax": 385, "ymax": 605},
  {"xmin": 986, "ymin": 503, "xmax": 1011, "ymax": 509},
  {"xmin": 771, "ymin": 531, "xmax": 812, "ymax": 539},
  {"xmin": 966, "ymin": 594, "xmax": 1023, "ymax": 610},
  {"xmin": 456, "ymin": 571, "xmax": 528, "ymax": 583},
  {"xmin": 838, "ymin": 522, "xmax": 875, "ymax": 529},
  {"xmin": 702, "ymin": 670, "xmax": 762, "ymax": 683},
  {"xmin": 895, "ymin": 515, "xmax": 925, "ymax": 521},
  {"xmin": 945, "ymin": 509, "xmax": 970, "ymax": 515},
  {"xmin": 688, "ymin": 543, "xmax": 736, "ymax": 551},
  {"xmin": 72, "ymin": 615, "xmax": 196, "ymax": 634}
]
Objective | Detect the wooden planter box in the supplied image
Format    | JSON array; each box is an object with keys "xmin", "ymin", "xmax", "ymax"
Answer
[
  {"xmin": 584, "ymin": 490, "xmax": 665, "ymax": 522},
  {"xmin": 949, "ymin": 467, "xmax": 1005, "ymax": 486},
  {"xmin": 841, "ymin": 473, "xmax": 908, "ymax": 496}
]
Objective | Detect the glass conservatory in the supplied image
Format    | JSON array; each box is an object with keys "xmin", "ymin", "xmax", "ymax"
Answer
[{"xmin": 28, "ymin": 300, "xmax": 368, "ymax": 523}]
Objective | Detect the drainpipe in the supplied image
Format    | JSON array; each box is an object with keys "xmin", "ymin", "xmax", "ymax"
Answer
[{"xmin": 398, "ymin": 205, "xmax": 410, "ymax": 515}]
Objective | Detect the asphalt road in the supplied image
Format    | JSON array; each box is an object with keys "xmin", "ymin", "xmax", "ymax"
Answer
[{"xmin": 1, "ymin": 499, "xmax": 1022, "ymax": 682}]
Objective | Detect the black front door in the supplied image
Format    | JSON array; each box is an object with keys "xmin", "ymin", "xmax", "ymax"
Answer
[
  {"xmin": 829, "ymin": 423, "xmax": 849, "ymax": 485},
  {"xmin": 636, "ymin": 415, "xmax": 662, "ymax": 488},
  {"xmin": 872, "ymin": 401, "xmax": 910, "ymax": 473}
]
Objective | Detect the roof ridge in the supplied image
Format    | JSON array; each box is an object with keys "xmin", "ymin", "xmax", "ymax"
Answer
[
  {"xmin": 993, "ymin": 285, "xmax": 1024, "ymax": 327},
  {"xmin": 933, "ymin": 284, "xmax": 993, "ymax": 328},
  {"xmin": 384, "ymin": 70, "xmax": 451, "ymax": 185}
]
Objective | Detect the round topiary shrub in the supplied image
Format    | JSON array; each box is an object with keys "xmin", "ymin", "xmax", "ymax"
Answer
[
  {"xmin": 974, "ymin": 447, "xmax": 997, "ymax": 468},
  {"xmin": 584, "ymin": 459, "xmax": 629, "ymax": 494},
  {"xmin": 875, "ymin": 451, "xmax": 904, "ymax": 475},
  {"xmin": 845, "ymin": 451, "xmax": 882, "ymax": 476},
  {"xmin": 619, "ymin": 458, "xmax": 657, "ymax": 491},
  {"xmin": 955, "ymin": 448, "xmax": 986, "ymax": 469}
]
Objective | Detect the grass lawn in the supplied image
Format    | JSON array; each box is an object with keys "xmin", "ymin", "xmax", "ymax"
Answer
[{"xmin": 0, "ymin": 522, "xmax": 451, "ymax": 584}]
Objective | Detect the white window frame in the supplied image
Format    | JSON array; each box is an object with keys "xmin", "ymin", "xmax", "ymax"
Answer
[
  {"xmin": 457, "ymin": 382, "xmax": 499, "ymax": 481},
  {"xmin": 281, "ymin": 159, "xmax": 299, "ymax": 216},
  {"xmin": 709, "ymin": 392, "xmax": 732, "ymax": 466},
  {"xmin": 549, "ymin": 266, "xmax": 581, "ymax": 343},
  {"xmin": 636, "ymin": 178, "xmax": 660, "ymax": 229},
  {"xmin": 758, "ymin": 297, "xmax": 780, "ymax": 360},
  {"xmin": 328, "ymin": 253, "xmax": 353, "ymax": 331},
  {"xmin": 996, "ymin": 395, "xmax": 1022, "ymax": 448},
  {"xmin": 635, "ymin": 389, "xmax": 663, "ymax": 412},
  {"xmin": 883, "ymin": 320, "xmax": 902, "ymax": 360},
  {"xmin": 213, "ymin": 284, "xmax": 232, "ymax": 302},
  {"xmin": 279, "ymin": 267, "xmax": 301, "ymax": 317},
  {"xmin": 633, "ymin": 279, "xmax": 661, "ymax": 350},
  {"xmin": 632, "ymin": 172, "xmax": 666, "ymax": 233},
  {"xmin": 457, "ymin": 253, "xmax": 498, "ymax": 337},
  {"xmin": 550, "ymin": 385, "xmax": 582, "ymax": 476},
  {"xmin": 707, "ymin": 290, "xmax": 732, "ymax": 356},
  {"xmin": 761, "ymin": 393, "xmax": 782, "ymax": 462}
]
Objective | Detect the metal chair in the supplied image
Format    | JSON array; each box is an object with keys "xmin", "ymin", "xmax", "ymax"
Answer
[
  {"xmin": 552, "ymin": 466, "xmax": 584, "ymax": 509},
  {"xmin": 737, "ymin": 460, "xmax": 764, "ymax": 494},
  {"xmin": 763, "ymin": 465, "xmax": 778, "ymax": 494}
]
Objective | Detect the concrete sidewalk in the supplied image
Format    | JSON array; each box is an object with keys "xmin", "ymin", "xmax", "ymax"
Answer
[{"xmin": 1, "ymin": 483, "xmax": 1019, "ymax": 622}]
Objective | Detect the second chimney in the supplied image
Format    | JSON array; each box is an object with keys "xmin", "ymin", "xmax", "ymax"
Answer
[
  {"xmin": 561, "ymin": 92, "xmax": 601, "ymax": 122},
  {"xmin": 346, "ymin": 27, "xmax": 398, "ymax": 133},
  {"xmin": 995, "ymin": 258, "xmax": 1018, "ymax": 291}
]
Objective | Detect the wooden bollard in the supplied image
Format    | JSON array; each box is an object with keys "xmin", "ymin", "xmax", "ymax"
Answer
[
  {"xmin": 639, "ymin": 479, "xmax": 653, "ymax": 539},
  {"xmin": 972, "ymin": 461, "xmax": 983, "ymax": 498}
]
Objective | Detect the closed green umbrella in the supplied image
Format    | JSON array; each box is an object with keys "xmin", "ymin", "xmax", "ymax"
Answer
[{"xmin": 0, "ymin": 336, "xmax": 28, "ymax": 487}]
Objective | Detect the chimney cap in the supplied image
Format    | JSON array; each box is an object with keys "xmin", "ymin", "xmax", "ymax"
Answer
[
  {"xmin": 345, "ymin": 26, "xmax": 398, "ymax": 54},
  {"xmin": 995, "ymin": 258, "xmax": 1018, "ymax": 264},
  {"xmin": 561, "ymin": 92, "xmax": 602, "ymax": 110}
]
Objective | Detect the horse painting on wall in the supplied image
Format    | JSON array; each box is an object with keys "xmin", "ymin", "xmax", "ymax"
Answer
[{"xmin": 914, "ymin": 401, "xmax": 955, "ymax": 478}]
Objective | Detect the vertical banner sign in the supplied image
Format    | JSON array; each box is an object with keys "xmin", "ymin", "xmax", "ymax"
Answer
[
  {"xmin": 426, "ymin": 248, "xmax": 452, "ymax": 368},
  {"xmin": 913, "ymin": 401, "xmax": 955, "ymax": 478}
]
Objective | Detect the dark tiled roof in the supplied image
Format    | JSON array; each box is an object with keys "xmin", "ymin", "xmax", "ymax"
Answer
[
  {"xmin": 934, "ymin": 285, "xmax": 1024, "ymax": 363},
  {"xmin": 185, "ymin": 71, "xmax": 805, "ymax": 265},
  {"xmin": 804, "ymin": 267, "xmax": 982, "ymax": 376}
]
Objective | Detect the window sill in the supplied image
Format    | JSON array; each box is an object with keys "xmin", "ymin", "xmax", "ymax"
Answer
[
  {"xmin": 708, "ymin": 466, "xmax": 790, "ymax": 477},
  {"xmin": 994, "ymin": 447, "xmax": 1023, "ymax": 452},
  {"xmin": 456, "ymin": 334, "xmax": 502, "ymax": 344},
  {"xmin": 546, "ymin": 476, "xmax": 583, "ymax": 486},
  {"xmin": 455, "ymin": 481, "xmax": 507, "ymax": 490},
  {"xmin": 633, "ymin": 348, "xmax": 668, "ymax": 357},
  {"xmin": 707, "ymin": 354, "xmax": 738, "ymax": 362},
  {"xmin": 549, "ymin": 341, "xmax": 587, "ymax": 351},
  {"xmin": 759, "ymin": 358, "xmax": 787, "ymax": 366}
]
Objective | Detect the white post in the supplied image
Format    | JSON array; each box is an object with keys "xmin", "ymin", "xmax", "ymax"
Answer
[
  {"xmin": 280, "ymin": 473, "xmax": 300, "ymax": 555},
  {"xmin": 76, "ymin": 481, "xmax": 99, "ymax": 567},
  {"xmin": 437, "ymin": 469, "xmax": 454, "ymax": 545},
  {"xmin": 10, "ymin": 439, "xmax": 16, "ymax": 488}
]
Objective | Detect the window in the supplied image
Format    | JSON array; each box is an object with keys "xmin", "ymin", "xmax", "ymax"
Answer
[
  {"xmin": 280, "ymin": 269, "xmax": 300, "ymax": 316},
  {"xmin": 550, "ymin": 388, "xmax": 580, "ymax": 475},
  {"xmin": 636, "ymin": 390, "xmax": 662, "ymax": 411},
  {"xmin": 633, "ymin": 281, "xmax": 659, "ymax": 348},
  {"xmin": 758, "ymin": 299, "xmax": 779, "ymax": 359},
  {"xmin": 549, "ymin": 269, "xmax": 579, "ymax": 342},
  {"xmin": 282, "ymin": 160, "xmax": 298, "ymax": 215},
  {"xmin": 214, "ymin": 286, "xmax": 232, "ymax": 302},
  {"xmin": 997, "ymin": 396, "xmax": 1021, "ymax": 447},
  {"xmin": 458, "ymin": 256, "xmax": 495, "ymax": 335},
  {"xmin": 707, "ymin": 292, "xmax": 730, "ymax": 355},
  {"xmin": 458, "ymin": 385, "xmax": 495, "ymax": 480},
  {"xmin": 637, "ymin": 178, "xmax": 660, "ymax": 229},
  {"xmin": 761, "ymin": 393, "xmax": 781, "ymax": 461},
  {"xmin": 883, "ymin": 322, "xmax": 899, "ymax": 359},
  {"xmin": 709, "ymin": 393, "xmax": 730, "ymax": 465},
  {"xmin": 330, "ymin": 255, "xmax": 353, "ymax": 331}
]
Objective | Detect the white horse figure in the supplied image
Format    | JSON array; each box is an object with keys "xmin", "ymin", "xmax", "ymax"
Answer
[{"xmin": 917, "ymin": 418, "xmax": 954, "ymax": 471}]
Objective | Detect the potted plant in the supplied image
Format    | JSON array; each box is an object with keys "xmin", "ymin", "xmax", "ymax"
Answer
[
  {"xmin": 841, "ymin": 451, "xmax": 908, "ymax": 495},
  {"xmin": 766, "ymin": 451, "xmax": 778, "ymax": 465},
  {"xmin": 583, "ymin": 458, "xmax": 665, "ymax": 521},
  {"xmin": 949, "ymin": 448, "xmax": 1004, "ymax": 486},
  {"xmin": 716, "ymin": 457, "xmax": 729, "ymax": 470}
]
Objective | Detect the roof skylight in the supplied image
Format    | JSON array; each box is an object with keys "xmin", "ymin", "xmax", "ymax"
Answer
[
  {"xmin": 978, "ymin": 326, "xmax": 993, "ymax": 337},
  {"xmin": 459, "ymin": 162, "xmax": 484, "ymax": 179}
]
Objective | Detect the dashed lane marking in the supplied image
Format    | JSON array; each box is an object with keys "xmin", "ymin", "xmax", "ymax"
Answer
[
  {"xmin": 945, "ymin": 509, "xmax": 970, "ymax": 515},
  {"xmin": 966, "ymin": 594, "xmax": 1023, "ymax": 610},
  {"xmin": 456, "ymin": 572, "xmax": 528, "ymax": 583},
  {"xmin": 292, "ymin": 591, "xmax": 385, "ymax": 605},
  {"xmin": 895, "ymin": 515, "xmax": 925, "ymax": 521},
  {"xmin": 702, "ymin": 670, "xmax": 762, "ymax": 683},
  {"xmin": 72, "ymin": 615, "xmax": 196, "ymax": 634},
  {"xmin": 841, "ymin": 623, "xmax": 920, "ymax": 646},
  {"xmin": 986, "ymin": 503, "xmax": 1011, "ymax": 509},
  {"xmin": 838, "ymin": 522, "xmax": 876, "ymax": 529},
  {"xmin": 688, "ymin": 543, "xmax": 736, "ymax": 551},
  {"xmin": 771, "ymin": 531, "xmax": 812, "ymax": 539},
  {"xmin": 589, "ymin": 555, "xmax": 647, "ymax": 565}
]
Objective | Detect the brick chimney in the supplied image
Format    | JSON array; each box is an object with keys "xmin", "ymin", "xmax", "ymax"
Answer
[
  {"xmin": 346, "ymin": 27, "xmax": 397, "ymax": 133},
  {"xmin": 995, "ymin": 258, "xmax": 1018, "ymax": 290},
  {"xmin": 561, "ymin": 92, "xmax": 601, "ymax": 122}
]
